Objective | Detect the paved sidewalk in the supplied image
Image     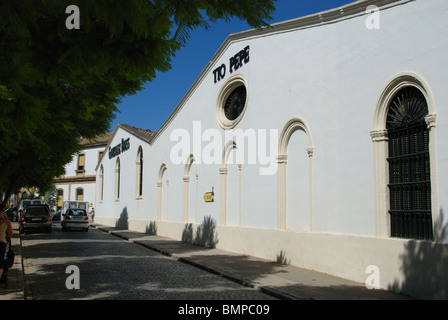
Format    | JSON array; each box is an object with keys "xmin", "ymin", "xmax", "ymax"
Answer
[{"xmin": 93, "ymin": 224, "xmax": 412, "ymax": 300}]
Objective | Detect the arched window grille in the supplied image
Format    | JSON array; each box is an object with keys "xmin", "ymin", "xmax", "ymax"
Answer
[
  {"xmin": 386, "ymin": 87, "xmax": 433, "ymax": 240},
  {"xmin": 115, "ymin": 158, "xmax": 121, "ymax": 200},
  {"xmin": 136, "ymin": 147, "xmax": 143, "ymax": 197},
  {"xmin": 99, "ymin": 165, "xmax": 104, "ymax": 201}
]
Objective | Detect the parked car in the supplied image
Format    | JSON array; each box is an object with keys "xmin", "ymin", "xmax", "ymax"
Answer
[
  {"xmin": 5, "ymin": 208, "xmax": 18, "ymax": 222},
  {"xmin": 19, "ymin": 204, "xmax": 52, "ymax": 234},
  {"xmin": 61, "ymin": 208, "xmax": 89, "ymax": 232}
]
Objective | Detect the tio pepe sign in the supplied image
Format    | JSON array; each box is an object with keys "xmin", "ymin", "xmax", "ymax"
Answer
[{"xmin": 213, "ymin": 45, "xmax": 250, "ymax": 84}]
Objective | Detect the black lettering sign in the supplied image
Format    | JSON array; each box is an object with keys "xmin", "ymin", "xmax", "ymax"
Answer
[
  {"xmin": 229, "ymin": 46, "xmax": 250, "ymax": 74},
  {"xmin": 121, "ymin": 138, "xmax": 130, "ymax": 153},
  {"xmin": 213, "ymin": 45, "xmax": 250, "ymax": 84},
  {"xmin": 213, "ymin": 64, "xmax": 226, "ymax": 84},
  {"xmin": 109, "ymin": 137, "xmax": 131, "ymax": 159}
]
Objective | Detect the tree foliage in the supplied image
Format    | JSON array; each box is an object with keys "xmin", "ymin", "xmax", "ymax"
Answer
[{"xmin": 0, "ymin": 0, "xmax": 277, "ymax": 203}]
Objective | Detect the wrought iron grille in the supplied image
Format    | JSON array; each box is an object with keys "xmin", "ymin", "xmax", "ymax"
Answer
[
  {"xmin": 224, "ymin": 85, "xmax": 246, "ymax": 121},
  {"xmin": 386, "ymin": 87, "xmax": 433, "ymax": 240}
]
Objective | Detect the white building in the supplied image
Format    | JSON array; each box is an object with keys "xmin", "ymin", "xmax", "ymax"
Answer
[
  {"xmin": 54, "ymin": 132, "xmax": 112, "ymax": 211},
  {"xmin": 95, "ymin": 0, "xmax": 448, "ymax": 299}
]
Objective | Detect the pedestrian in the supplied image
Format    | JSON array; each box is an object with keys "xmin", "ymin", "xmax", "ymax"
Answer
[
  {"xmin": 0, "ymin": 203, "xmax": 13, "ymax": 285},
  {"xmin": 90, "ymin": 207, "xmax": 95, "ymax": 223}
]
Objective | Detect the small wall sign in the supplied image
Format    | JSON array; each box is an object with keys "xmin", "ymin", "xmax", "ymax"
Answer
[{"xmin": 203, "ymin": 187, "xmax": 215, "ymax": 203}]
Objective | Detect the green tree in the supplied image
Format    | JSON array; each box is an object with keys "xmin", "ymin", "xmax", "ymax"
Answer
[{"xmin": 0, "ymin": 0, "xmax": 277, "ymax": 205}]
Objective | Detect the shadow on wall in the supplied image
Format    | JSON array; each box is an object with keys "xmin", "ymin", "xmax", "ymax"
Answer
[
  {"xmin": 145, "ymin": 221, "xmax": 157, "ymax": 235},
  {"xmin": 276, "ymin": 250, "xmax": 290, "ymax": 265},
  {"xmin": 115, "ymin": 207, "xmax": 129, "ymax": 230},
  {"xmin": 390, "ymin": 208, "xmax": 448, "ymax": 299},
  {"xmin": 182, "ymin": 215, "xmax": 219, "ymax": 248}
]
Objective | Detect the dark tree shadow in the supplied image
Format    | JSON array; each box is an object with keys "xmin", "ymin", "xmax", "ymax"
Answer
[
  {"xmin": 145, "ymin": 221, "xmax": 157, "ymax": 235},
  {"xmin": 182, "ymin": 216, "xmax": 219, "ymax": 248},
  {"xmin": 115, "ymin": 207, "xmax": 129, "ymax": 230},
  {"xmin": 276, "ymin": 250, "xmax": 290, "ymax": 265},
  {"xmin": 194, "ymin": 216, "xmax": 219, "ymax": 248},
  {"xmin": 181, "ymin": 223, "xmax": 194, "ymax": 244},
  {"xmin": 389, "ymin": 208, "xmax": 448, "ymax": 299}
]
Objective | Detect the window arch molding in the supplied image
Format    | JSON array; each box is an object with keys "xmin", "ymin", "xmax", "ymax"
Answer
[
  {"xmin": 157, "ymin": 163, "xmax": 168, "ymax": 221},
  {"xmin": 278, "ymin": 116, "xmax": 314, "ymax": 156},
  {"xmin": 370, "ymin": 72, "xmax": 439, "ymax": 240},
  {"xmin": 219, "ymin": 140, "xmax": 242, "ymax": 226},
  {"xmin": 373, "ymin": 72, "xmax": 436, "ymax": 131},
  {"xmin": 183, "ymin": 154, "xmax": 196, "ymax": 222},
  {"xmin": 114, "ymin": 157, "xmax": 121, "ymax": 201},
  {"xmin": 277, "ymin": 116, "xmax": 314, "ymax": 230}
]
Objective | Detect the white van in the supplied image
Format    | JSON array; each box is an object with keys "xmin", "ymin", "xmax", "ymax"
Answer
[
  {"xmin": 61, "ymin": 201, "xmax": 89, "ymax": 214},
  {"xmin": 18, "ymin": 198, "xmax": 43, "ymax": 211}
]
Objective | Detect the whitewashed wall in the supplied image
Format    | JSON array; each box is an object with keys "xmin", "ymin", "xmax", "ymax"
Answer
[{"xmin": 95, "ymin": 0, "xmax": 448, "ymax": 299}]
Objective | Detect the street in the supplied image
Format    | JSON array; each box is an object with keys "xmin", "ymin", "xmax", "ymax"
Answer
[{"xmin": 20, "ymin": 222, "xmax": 277, "ymax": 300}]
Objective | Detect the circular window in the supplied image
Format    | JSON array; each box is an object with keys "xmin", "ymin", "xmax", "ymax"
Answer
[
  {"xmin": 217, "ymin": 75, "xmax": 248, "ymax": 130},
  {"xmin": 224, "ymin": 86, "xmax": 246, "ymax": 121}
]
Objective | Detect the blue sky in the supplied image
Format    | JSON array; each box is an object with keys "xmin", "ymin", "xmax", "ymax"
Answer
[{"xmin": 109, "ymin": 0, "xmax": 355, "ymax": 132}]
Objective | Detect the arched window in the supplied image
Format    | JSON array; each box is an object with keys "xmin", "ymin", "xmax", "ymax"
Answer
[
  {"xmin": 277, "ymin": 117, "xmax": 313, "ymax": 230},
  {"xmin": 99, "ymin": 165, "xmax": 104, "ymax": 201},
  {"xmin": 219, "ymin": 140, "xmax": 242, "ymax": 226},
  {"xmin": 76, "ymin": 187, "xmax": 84, "ymax": 201},
  {"xmin": 386, "ymin": 87, "xmax": 432, "ymax": 240},
  {"xmin": 57, "ymin": 189, "xmax": 64, "ymax": 210},
  {"xmin": 115, "ymin": 157, "xmax": 121, "ymax": 200},
  {"xmin": 183, "ymin": 154, "xmax": 195, "ymax": 223},
  {"xmin": 157, "ymin": 163, "xmax": 168, "ymax": 221},
  {"xmin": 371, "ymin": 73, "xmax": 438, "ymax": 240},
  {"xmin": 136, "ymin": 147, "xmax": 143, "ymax": 197}
]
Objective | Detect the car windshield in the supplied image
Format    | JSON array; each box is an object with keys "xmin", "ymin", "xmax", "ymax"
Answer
[
  {"xmin": 68, "ymin": 209, "xmax": 86, "ymax": 216},
  {"xmin": 25, "ymin": 207, "xmax": 48, "ymax": 216}
]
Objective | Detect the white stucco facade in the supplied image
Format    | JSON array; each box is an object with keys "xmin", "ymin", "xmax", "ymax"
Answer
[
  {"xmin": 54, "ymin": 134, "xmax": 111, "ymax": 210},
  {"xmin": 95, "ymin": 0, "xmax": 448, "ymax": 299}
]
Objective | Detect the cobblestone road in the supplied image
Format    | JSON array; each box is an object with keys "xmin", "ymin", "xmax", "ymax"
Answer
[{"xmin": 21, "ymin": 223, "xmax": 277, "ymax": 300}]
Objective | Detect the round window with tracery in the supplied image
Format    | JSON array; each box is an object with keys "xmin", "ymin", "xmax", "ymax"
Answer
[
  {"xmin": 217, "ymin": 75, "xmax": 248, "ymax": 130},
  {"xmin": 224, "ymin": 85, "xmax": 246, "ymax": 121}
]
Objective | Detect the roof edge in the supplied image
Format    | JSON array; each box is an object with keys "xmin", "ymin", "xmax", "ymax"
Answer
[
  {"xmin": 148, "ymin": 0, "xmax": 413, "ymax": 144},
  {"xmin": 95, "ymin": 123, "xmax": 156, "ymax": 171}
]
